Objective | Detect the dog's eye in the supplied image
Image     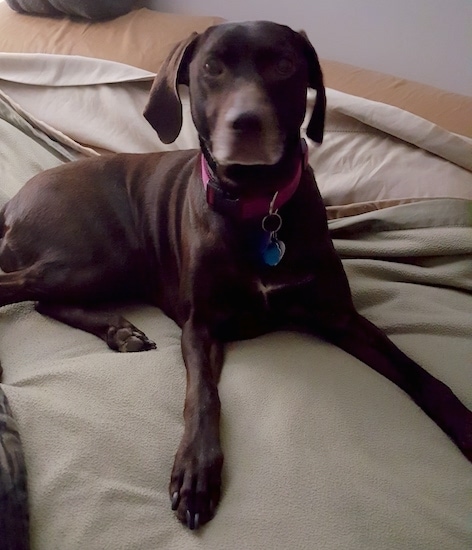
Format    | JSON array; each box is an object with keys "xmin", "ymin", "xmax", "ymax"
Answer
[
  {"xmin": 276, "ymin": 57, "xmax": 296, "ymax": 77},
  {"xmin": 204, "ymin": 58, "xmax": 225, "ymax": 77}
]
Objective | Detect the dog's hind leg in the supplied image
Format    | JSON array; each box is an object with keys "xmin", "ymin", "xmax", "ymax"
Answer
[
  {"xmin": 0, "ymin": 263, "xmax": 155, "ymax": 352},
  {"xmin": 0, "ymin": 267, "xmax": 47, "ymax": 307},
  {"xmin": 319, "ymin": 311, "xmax": 472, "ymax": 461},
  {"xmin": 35, "ymin": 302, "xmax": 157, "ymax": 352}
]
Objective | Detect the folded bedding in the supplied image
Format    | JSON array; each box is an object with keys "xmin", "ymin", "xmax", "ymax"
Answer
[
  {"xmin": 0, "ymin": 53, "xmax": 471, "ymax": 550},
  {"xmin": 0, "ymin": 88, "xmax": 96, "ymax": 200},
  {"xmin": 1, "ymin": 53, "xmax": 471, "ymax": 205}
]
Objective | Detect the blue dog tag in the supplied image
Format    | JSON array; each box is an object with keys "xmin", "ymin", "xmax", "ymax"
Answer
[{"xmin": 262, "ymin": 238, "xmax": 286, "ymax": 266}]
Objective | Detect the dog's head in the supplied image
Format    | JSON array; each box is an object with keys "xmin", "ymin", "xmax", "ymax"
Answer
[{"xmin": 144, "ymin": 21, "xmax": 325, "ymax": 167}]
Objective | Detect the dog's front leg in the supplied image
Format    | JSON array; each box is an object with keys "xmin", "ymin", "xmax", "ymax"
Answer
[{"xmin": 170, "ymin": 316, "xmax": 224, "ymax": 530}]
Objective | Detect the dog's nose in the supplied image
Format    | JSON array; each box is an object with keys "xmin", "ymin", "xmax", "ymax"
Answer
[{"xmin": 231, "ymin": 112, "xmax": 262, "ymax": 133}]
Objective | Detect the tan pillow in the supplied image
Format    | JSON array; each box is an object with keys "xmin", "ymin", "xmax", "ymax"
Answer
[
  {"xmin": 0, "ymin": 5, "xmax": 224, "ymax": 72},
  {"xmin": 321, "ymin": 59, "xmax": 472, "ymax": 139}
]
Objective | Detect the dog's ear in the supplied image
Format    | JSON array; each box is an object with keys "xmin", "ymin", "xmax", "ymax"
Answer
[
  {"xmin": 298, "ymin": 30, "xmax": 326, "ymax": 145},
  {"xmin": 143, "ymin": 32, "xmax": 199, "ymax": 144}
]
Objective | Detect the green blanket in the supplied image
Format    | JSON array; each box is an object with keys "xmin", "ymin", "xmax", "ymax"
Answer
[{"xmin": 0, "ymin": 87, "xmax": 471, "ymax": 549}]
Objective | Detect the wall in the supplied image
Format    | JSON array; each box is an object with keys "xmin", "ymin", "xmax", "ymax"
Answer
[{"xmin": 141, "ymin": 0, "xmax": 471, "ymax": 95}]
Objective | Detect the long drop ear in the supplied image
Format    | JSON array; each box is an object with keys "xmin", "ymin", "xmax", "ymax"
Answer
[
  {"xmin": 143, "ymin": 32, "xmax": 199, "ymax": 144},
  {"xmin": 298, "ymin": 30, "xmax": 326, "ymax": 144}
]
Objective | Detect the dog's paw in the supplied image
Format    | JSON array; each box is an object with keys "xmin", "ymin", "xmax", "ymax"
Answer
[
  {"xmin": 169, "ymin": 438, "xmax": 224, "ymax": 530},
  {"xmin": 106, "ymin": 325, "xmax": 156, "ymax": 352}
]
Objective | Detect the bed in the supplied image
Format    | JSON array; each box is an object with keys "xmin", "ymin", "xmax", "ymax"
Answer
[{"xmin": 0, "ymin": 4, "xmax": 471, "ymax": 549}]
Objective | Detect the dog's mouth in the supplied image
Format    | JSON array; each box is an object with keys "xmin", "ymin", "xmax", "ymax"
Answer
[
  {"xmin": 216, "ymin": 163, "xmax": 279, "ymax": 188},
  {"xmin": 213, "ymin": 151, "xmax": 298, "ymax": 197},
  {"xmin": 212, "ymin": 136, "xmax": 284, "ymax": 168},
  {"xmin": 211, "ymin": 130, "xmax": 284, "ymax": 169},
  {"xmin": 209, "ymin": 133, "xmax": 287, "ymax": 193}
]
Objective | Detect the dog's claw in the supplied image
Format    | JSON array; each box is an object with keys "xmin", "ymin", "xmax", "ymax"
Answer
[
  {"xmin": 171, "ymin": 491, "xmax": 180, "ymax": 511},
  {"xmin": 186, "ymin": 510, "xmax": 200, "ymax": 530},
  {"xmin": 170, "ymin": 439, "xmax": 223, "ymax": 530}
]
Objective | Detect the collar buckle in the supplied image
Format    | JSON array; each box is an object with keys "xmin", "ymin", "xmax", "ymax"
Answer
[{"xmin": 205, "ymin": 178, "xmax": 241, "ymax": 218}]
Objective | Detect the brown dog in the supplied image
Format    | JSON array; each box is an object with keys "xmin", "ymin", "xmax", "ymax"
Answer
[{"xmin": 0, "ymin": 22, "xmax": 470, "ymax": 530}]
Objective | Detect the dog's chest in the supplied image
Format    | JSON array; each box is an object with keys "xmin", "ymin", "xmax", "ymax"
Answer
[
  {"xmin": 255, "ymin": 279, "xmax": 290, "ymax": 306},
  {"xmin": 213, "ymin": 276, "xmax": 305, "ymax": 341},
  {"xmin": 252, "ymin": 272, "xmax": 315, "ymax": 310}
]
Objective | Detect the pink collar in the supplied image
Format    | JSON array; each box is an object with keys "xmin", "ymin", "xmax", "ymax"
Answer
[{"xmin": 201, "ymin": 140, "xmax": 308, "ymax": 219}]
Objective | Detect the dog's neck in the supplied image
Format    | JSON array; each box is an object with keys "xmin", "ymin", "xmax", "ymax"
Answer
[{"xmin": 200, "ymin": 139, "xmax": 308, "ymax": 221}]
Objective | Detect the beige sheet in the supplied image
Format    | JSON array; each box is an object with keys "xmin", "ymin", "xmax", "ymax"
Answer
[{"xmin": 1, "ymin": 53, "xmax": 471, "ymax": 206}]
